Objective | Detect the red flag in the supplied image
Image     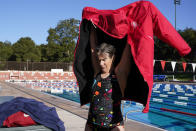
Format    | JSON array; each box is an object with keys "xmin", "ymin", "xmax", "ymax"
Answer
[
  {"xmin": 182, "ymin": 62, "xmax": 187, "ymax": 72},
  {"xmin": 161, "ymin": 60, "xmax": 166, "ymax": 71}
]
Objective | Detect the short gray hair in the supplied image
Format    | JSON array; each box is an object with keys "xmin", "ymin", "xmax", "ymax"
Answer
[{"xmin": 96, "ymin": 43, "xmax": 116, "ymax": 58}]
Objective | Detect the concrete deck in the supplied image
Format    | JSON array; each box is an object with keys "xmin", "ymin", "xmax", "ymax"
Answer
[{"xmin": 0, "ymin": 81, "xmax": 166, "ymax": 131}]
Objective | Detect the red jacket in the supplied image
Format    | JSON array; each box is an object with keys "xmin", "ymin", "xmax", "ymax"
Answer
[{"xmin": 73, "ymin": 1, "xmax": 191, "ymax": 113}]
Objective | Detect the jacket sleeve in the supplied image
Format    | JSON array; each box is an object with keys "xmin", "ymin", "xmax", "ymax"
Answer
[{"xmin": 150, "ymin": 2, "xmax": 191, "ymax": 56}]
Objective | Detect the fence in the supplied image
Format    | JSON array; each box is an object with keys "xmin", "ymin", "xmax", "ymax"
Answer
[
  {"xmin": 0, "ymin": 61, "xmax": 73, "ymax": 71},
  {"xmin": 0, "ymin": 60, "xmax": 195, "ymax": 74}
]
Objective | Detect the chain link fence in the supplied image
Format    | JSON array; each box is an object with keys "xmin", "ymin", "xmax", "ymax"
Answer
[{"xmin": 0, "ymin": 61, "xmax": 73, "ymax": 71}]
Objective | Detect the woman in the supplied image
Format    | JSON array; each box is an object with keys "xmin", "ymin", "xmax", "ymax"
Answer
[{"xmin": 85, "ymin": 26, "xmax": 125, "ymax": 131}]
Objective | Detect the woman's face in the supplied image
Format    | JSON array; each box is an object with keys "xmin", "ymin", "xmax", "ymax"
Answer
[{"xmin": 98, "ymin": 53, "xmax": 114, "ymax": 74}]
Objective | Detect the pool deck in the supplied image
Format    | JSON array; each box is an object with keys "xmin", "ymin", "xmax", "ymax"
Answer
[{"xmin": 0, "ymin": 81, "xmax": 166, "ymax": 131}]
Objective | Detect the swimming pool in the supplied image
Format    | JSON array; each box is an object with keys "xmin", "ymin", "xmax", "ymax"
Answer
[{"xmin": 15, "ymin": 81, "xmax": 196, "ymax": 131}]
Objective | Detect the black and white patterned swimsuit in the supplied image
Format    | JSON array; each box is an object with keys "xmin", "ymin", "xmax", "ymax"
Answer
[{"xmin": 87, "ymin": 73, "xmax": 123, "ymax": 129}]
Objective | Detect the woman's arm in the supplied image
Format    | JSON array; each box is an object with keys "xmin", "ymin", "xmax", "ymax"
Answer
[
  {"xmin": 115, "ymin": 43, "xmax": 132, "ymax": 97},
  {"xmin": 90, "ymin": 25, "xmax": 100, "ymax": 77}
]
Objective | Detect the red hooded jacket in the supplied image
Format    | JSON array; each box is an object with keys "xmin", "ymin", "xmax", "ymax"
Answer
[{"xmin": 73, "ymin": 1, "xmax": 191, "ymax": 113}]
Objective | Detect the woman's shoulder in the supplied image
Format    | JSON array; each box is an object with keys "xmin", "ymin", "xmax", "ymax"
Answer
[{"xmin": 94, "ymin": 72, "xmax": 101, "ymax": 80}]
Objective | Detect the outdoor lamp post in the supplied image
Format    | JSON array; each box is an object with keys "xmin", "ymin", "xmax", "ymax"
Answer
[
  {"xmin": 27, "ymin": 59, "xmax": 29, "ymax": 71},
  {"xmin": 174, "ymin": 0, "xmax": 181, "ymax": 29}
]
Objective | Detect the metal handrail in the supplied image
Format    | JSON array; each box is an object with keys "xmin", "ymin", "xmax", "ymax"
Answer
[
  {"xmin": 125, "ymin": 109, "xmax": 142, "ymax": 121},
  {"xmin": 122, "ymin": 100, "xmax": 143, "ymax": 121}
]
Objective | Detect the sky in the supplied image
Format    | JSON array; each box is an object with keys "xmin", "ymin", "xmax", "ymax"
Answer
[{"xmin": 0, "ymin": 0, "xmax": 195, "ymax": 45}]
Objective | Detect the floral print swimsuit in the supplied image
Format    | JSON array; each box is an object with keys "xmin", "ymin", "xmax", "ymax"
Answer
[{"xmin": 87, "ymin": 73, "xmax": 123, "ymax": 130}]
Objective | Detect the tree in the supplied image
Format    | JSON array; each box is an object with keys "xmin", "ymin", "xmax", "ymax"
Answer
[
  {"xmin": 178, "ymin": 28, "xmax": 196, "ymax": 62},
  {"xmin": 37, "ymin": 44, "xmax": 48, "ymax": 62},
  {"xmin": 46, "ymin": 18, "xmax": 80, "ymax": 62},
  {"xmin": 154, "ymin": 28, "xmax": 196, "ymax": 62},
  {"xmin": 12, "ymin": 37, "xmax": 41, "ymax": 62},
  {"xmin": 154, "ymin": 37, "xmax": 179, "ymax": 61},
  {"xmin": 46, "ymin": 42, "xmax": 62, "ymax": 62},
  {"xmin": 0, "ymin": 41, "xmax": 13, "ymax": 61}
]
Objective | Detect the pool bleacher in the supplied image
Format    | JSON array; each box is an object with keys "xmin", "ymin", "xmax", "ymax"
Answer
[{"xmin": 0, "ymin": 71, "xmax": 76, "ymax": 82}]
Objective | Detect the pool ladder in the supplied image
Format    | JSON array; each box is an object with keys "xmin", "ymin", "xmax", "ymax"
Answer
[{"xmin": 122, "ymin": 100, "xmax": 143, "ymax": 121}]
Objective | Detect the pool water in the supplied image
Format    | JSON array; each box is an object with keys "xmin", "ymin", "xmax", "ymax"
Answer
[
  {"xmin": 46, "ymin": 83, "xmax": 196, "ymax": 131},
  {"xmin": 15, "ymin": 81, "xmax": 195, "ymax": 131}
]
